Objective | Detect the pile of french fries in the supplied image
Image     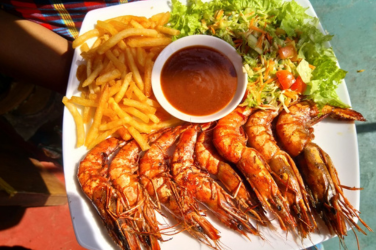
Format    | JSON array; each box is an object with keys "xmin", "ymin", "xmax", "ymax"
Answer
[{"xmin": 63, "ymin": 12, "xmax": 182, "ymax": 150}]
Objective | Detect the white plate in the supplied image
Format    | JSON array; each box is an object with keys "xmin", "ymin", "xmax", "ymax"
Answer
[{"xmin": 63, "ymin": 0, "xmax": 360, "ymax": 249}]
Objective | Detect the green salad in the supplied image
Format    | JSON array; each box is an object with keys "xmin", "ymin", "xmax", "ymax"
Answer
[{"xmin": 168, "ymin": 0, "xmax": 349, "ymax": 110}]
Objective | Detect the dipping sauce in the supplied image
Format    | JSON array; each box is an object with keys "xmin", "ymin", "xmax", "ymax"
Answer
[{"xmin": 161, "ymin": 46, "xmax": 238, "ymax": 116}]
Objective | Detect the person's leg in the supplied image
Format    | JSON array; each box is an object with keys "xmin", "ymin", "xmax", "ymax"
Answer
[{"xmin": 0, "ymin": 10, "xmax": 74, "ymax": 94}]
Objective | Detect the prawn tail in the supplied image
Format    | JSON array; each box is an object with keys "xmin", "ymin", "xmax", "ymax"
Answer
[
  {"xmin": 329, "ymin": 107, "xmax": 366, "ymax": 121},
  {"xmin": 317, "ymin": 144, "xmax": 373, "ymax": 234}
]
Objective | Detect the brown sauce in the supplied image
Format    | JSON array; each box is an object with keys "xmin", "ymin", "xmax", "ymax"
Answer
[{"xmin": 161, "ymin": 46, "xmax": 237, "ymax": 116}]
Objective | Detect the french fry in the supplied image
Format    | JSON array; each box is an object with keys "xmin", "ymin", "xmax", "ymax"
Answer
[
  {"xmin": 150, "ymin": 117, "xmax": 183, "ymax": 131},
  {"xmin": 112, "ymin": 48, "xmax": 120, "ymax": 57},
  {"xmin": 117, "ymin": 126, "xmax": 132, "ymax": 141},
  {"xmin": 76, "ymin": 64, "xmax": 87, "ymax": 82},
  {"xmin": 114, "ymin": 72, "xmax": 132, "ymax": 103},
  {"xmin": 123, "ymin": 15, "xmax": 148, "ymax": 24},
  {"xmin": 125, "ymin": 82, "xmax": 134, "ymax": 99},
  {"xmin": 105, "ymin": 50, "xmax": 128, "ymax": 75},
  {"xmin": 109, "ymin": 98, "xmax": 151, "ymax": 133},
  {"xmin": 149, "ymin": 46, "xmax": 165, "ymax": 56},
  {"xmin": 96, "ymin": 69, "xmax": 121, "ymax": 85},
  {"xmin": 65, "ymin": 12, "xmax": 181, "ymax": 149},
  {"xmin": 85, "ymin": 85, "xmax": 110, "ymax": 146},
  {"xmin": 87, "ymin": 127, "xmax": 119, "ymax": 150},
  {"xmin": 62, "ymin": 97, "xmax": 85, "ymax": 147},
  {"xmin": 147, "ymin": 113, "xmax": 160, "ymax": 124},
  {"xmin": 122, "ymin": 98, "xmax": 156, "ymax": 114},
  {"xmin": 97, "ymin": 28, "xmax": 159, "ymax": 54},
  {"xmin": 82, "ymin": 62, "xmax": 104, "ymax": 87},
  {"xmin": 127, "ymin": 37, "xmax": 172, "ymax": 48},
  {"xmin": 109, "ymin": 80, "xmax": 123, "ymax": 96},
  {"xmin": 97, "ymin": 20, "xmax": 118, "ymax": 35},
  {"xmin": 140, "ymin": 20, "xmax": 151, "ymax": 29},
  {"xmin": 109, "ymin": 20, "xmax": 129, "ymax": 31},
  {"xmin": 130, "ymin": 19, "xmax": 144, "ymax": 29},
  {"xmin": 144, "ymin": 98, "xmax": 161, "ymax": 108},
  {"xmin": 123, "ymin": 106, "xmax": 149, "ymax": 123},
  {"xmin": 136, "ymin": 47, "xmax": 146, "ymax": 67},
  {"xmin": 86, "ymin": 58, "xmax": 93, "ymax": 79},
  {"xmin": 103, "ymin": 108, "xmax": 118, "ymax": 118},
  {"xmin": 82, "ymin": 106, "xmax": 92, "ymax": 124},
  {"xmin": 81, "ymin": 37, "xmax": 103, "ymax": 60},
  {"xmin": 101, "ymin": 58, "xmax": 113, "ymax": 74},
  {"xmin": 158, "ymin": 12, "xmax": 171, "ymax": 26},
  {"xmin": 118, "ymin": 52, "xmax": 125, "ymax": 64},
  {"xmin": 150, "ymin": 13, "xmax": 164, "ymax": 24},
  {"xmin": 157, "ymin": 25, "xmax": 180, "ymax": 36},
  {"xmin": 130, "ymin": 81, "xmax": 147, "ymax": 102},
  {"xmin": 99, "ymin": 118, "xmax": 128, "ymax": 131},
  {"xmin": 73, "ymin": 29, "xmax": 100, "ymax": 49},
  {"xmin": 80, "ymin": 43, "xmax": 90, "ymax": 53},
  {"xmin": 70, "ymin": 96, "xmax": 98, "ymax": 107},
  {"xmin": 128, "ymin": 126, "xmax": 150, "ymax": 151},
  {"xmin": 125, "ymin": 47, "xmax": 144, "ymax": 91},
  {"xmin": 144, "ymin": 57, "xmax": 154, "ymax": 97}
]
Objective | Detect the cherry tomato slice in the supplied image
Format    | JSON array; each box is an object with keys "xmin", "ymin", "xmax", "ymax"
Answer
[
  {"xmin": 278, "ymin": 44, "xmax": 297, "ymax": 59},
  {"xmin": 290, "ymin": 76, "xmax": 307, "ymax": 93},
  {"xmin": 276, "ymin": 70, "xmax": 295, "ymax": 90}
]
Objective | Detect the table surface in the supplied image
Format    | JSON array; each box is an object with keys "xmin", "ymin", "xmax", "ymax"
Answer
[{"xmin": 309, "ymin": 0, "xmax": 376, "ymax": 249}]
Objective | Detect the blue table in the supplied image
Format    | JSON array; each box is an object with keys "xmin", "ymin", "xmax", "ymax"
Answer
[{"xmin": 310, "ymin": 0, "xmax": 376, "ymax": 249}]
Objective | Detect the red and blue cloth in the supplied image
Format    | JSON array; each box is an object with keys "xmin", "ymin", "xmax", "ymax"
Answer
[{"xmin": 0, "ymin": 0, "xmax": 140, "ymax": 40}]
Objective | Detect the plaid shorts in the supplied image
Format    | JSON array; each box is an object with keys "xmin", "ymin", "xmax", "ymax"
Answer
[{"xmin": 1, "ymin": 0, "xmax": 141, "ymax": 40}]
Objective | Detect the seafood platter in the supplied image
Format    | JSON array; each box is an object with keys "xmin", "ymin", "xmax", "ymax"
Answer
[{"xmin": 62, "ymin": 0, "xmax": 372, "ymax": 249}]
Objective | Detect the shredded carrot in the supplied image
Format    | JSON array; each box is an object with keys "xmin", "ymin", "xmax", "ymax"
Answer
[
  {"xmin": 252, "ymin": 67, "xmax": 261, "ymax": 71},
  {"xmin": 257, "ymin": 75, "xmax": 265, "ymax": 103},
  {"xmin": 266, "ymin": 33, "xmax": 273, "ymax": 43},
  {"xmin": 249, "ymin": 25, "xmax": 266, "ymax": 34},
  {"xmin": 210, "ymin": 26, "xmax": 216, "ymax": 35},
  {"xmin": 284, "ymin": 89, "xmax": 298, "ymax": 99},
  {"xmin": 216, "ymin": 10, "xmax": 224, "ymax": 20},
  {"xmin": 233, "ymin": 39, "xmax": 243, "ymax": 43},
  {"xmin": 256, "ymin": 33, "xmax": 264, "ymax": 49},
  {"xmin": 309, "ymin": 64, "xmax": 316, "ymax": 70},
  {"xmin": 263, "ymin": 76, "xmax": 277, "ymax": 85},
  {"xmin": 264, "ymin": 60, "xmax": 275, "ymax": 79},
  {"xmin": 249, "ymin": 17, "xmax": 255, "ymax": 28}
]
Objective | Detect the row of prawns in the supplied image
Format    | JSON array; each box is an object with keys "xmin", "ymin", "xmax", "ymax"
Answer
[{"xmin": 78, "ymin": 100, "xmax": 372, "ymax": 250}]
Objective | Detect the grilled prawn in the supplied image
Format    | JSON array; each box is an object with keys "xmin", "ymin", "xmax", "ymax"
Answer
[
  {"xmin": 245, "ymin": 109, "xmax": 316, "ymax": 238},
  {"xmin": 213, "ymin": 107, "xmax": 296, "ymax": 232},
  {"xmin": 78, "ymin": 138, "xmax": 141, "ymax": 250},
  {"xmin": 276, "ymin": 101, "xmax": 372, "ymax": 245},
  {"xmin": 195, "ymin": 127, "xmax": 269, "ymax": 226},
  {"xmin": 139, "ymin": 126, "xmax": 221, "ymax": 248},
  {"xmin": 108, "ymin": 131, "xmax": 167, "ymax": 250},
  {"xmin": 171, "ymin": 125, "xmax": 259, "ymax": 237}
]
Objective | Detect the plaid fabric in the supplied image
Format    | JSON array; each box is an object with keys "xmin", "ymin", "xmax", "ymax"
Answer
[{"xmin": 0, "ymin": 0, "xmax": 141, "ymax": 40}]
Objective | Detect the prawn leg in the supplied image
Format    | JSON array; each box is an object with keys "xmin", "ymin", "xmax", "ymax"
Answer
[
  {"xmin": 109, "ymin": 131, "xmax": 167, "ymax": 250},
  {"xmin": 172, "ymin": 125, "xmax": 259, "ymax": 237},
  {"xmin": 196, "ymin": 128, "xmax": 269, "ymax": 225},
  {"xmin": 245, "ymin": 109, "xmax": 316, "ymax": 238},
  {"xmin": 276, "ymin": 101, "xmax": 371, "ymax": 248},
  {"xmin": 139, "ymin": 126, "xmax": 221, "ymax": 248},
  {"xmin": 213, "ymin": 107, "xmax": 296, "ymax": 231},
  {"xmin": 78, "ymin": 138, "xmax": 141, "ymax": 250}
]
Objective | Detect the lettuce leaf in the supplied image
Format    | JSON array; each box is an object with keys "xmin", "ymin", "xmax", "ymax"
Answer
[{"xmin": 169, "ymin": 0, "xmax": 350, "ymax": 109}]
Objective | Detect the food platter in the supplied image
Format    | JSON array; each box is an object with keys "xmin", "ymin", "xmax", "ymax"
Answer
[{"xmin": 62, "ymin": 0, "xmax": 360, "ymax": 249}]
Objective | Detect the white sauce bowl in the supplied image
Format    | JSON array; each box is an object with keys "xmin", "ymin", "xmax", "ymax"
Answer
[{"xmin": 152, "ymin": 34, "xmax": 247, "ymax": 123}]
